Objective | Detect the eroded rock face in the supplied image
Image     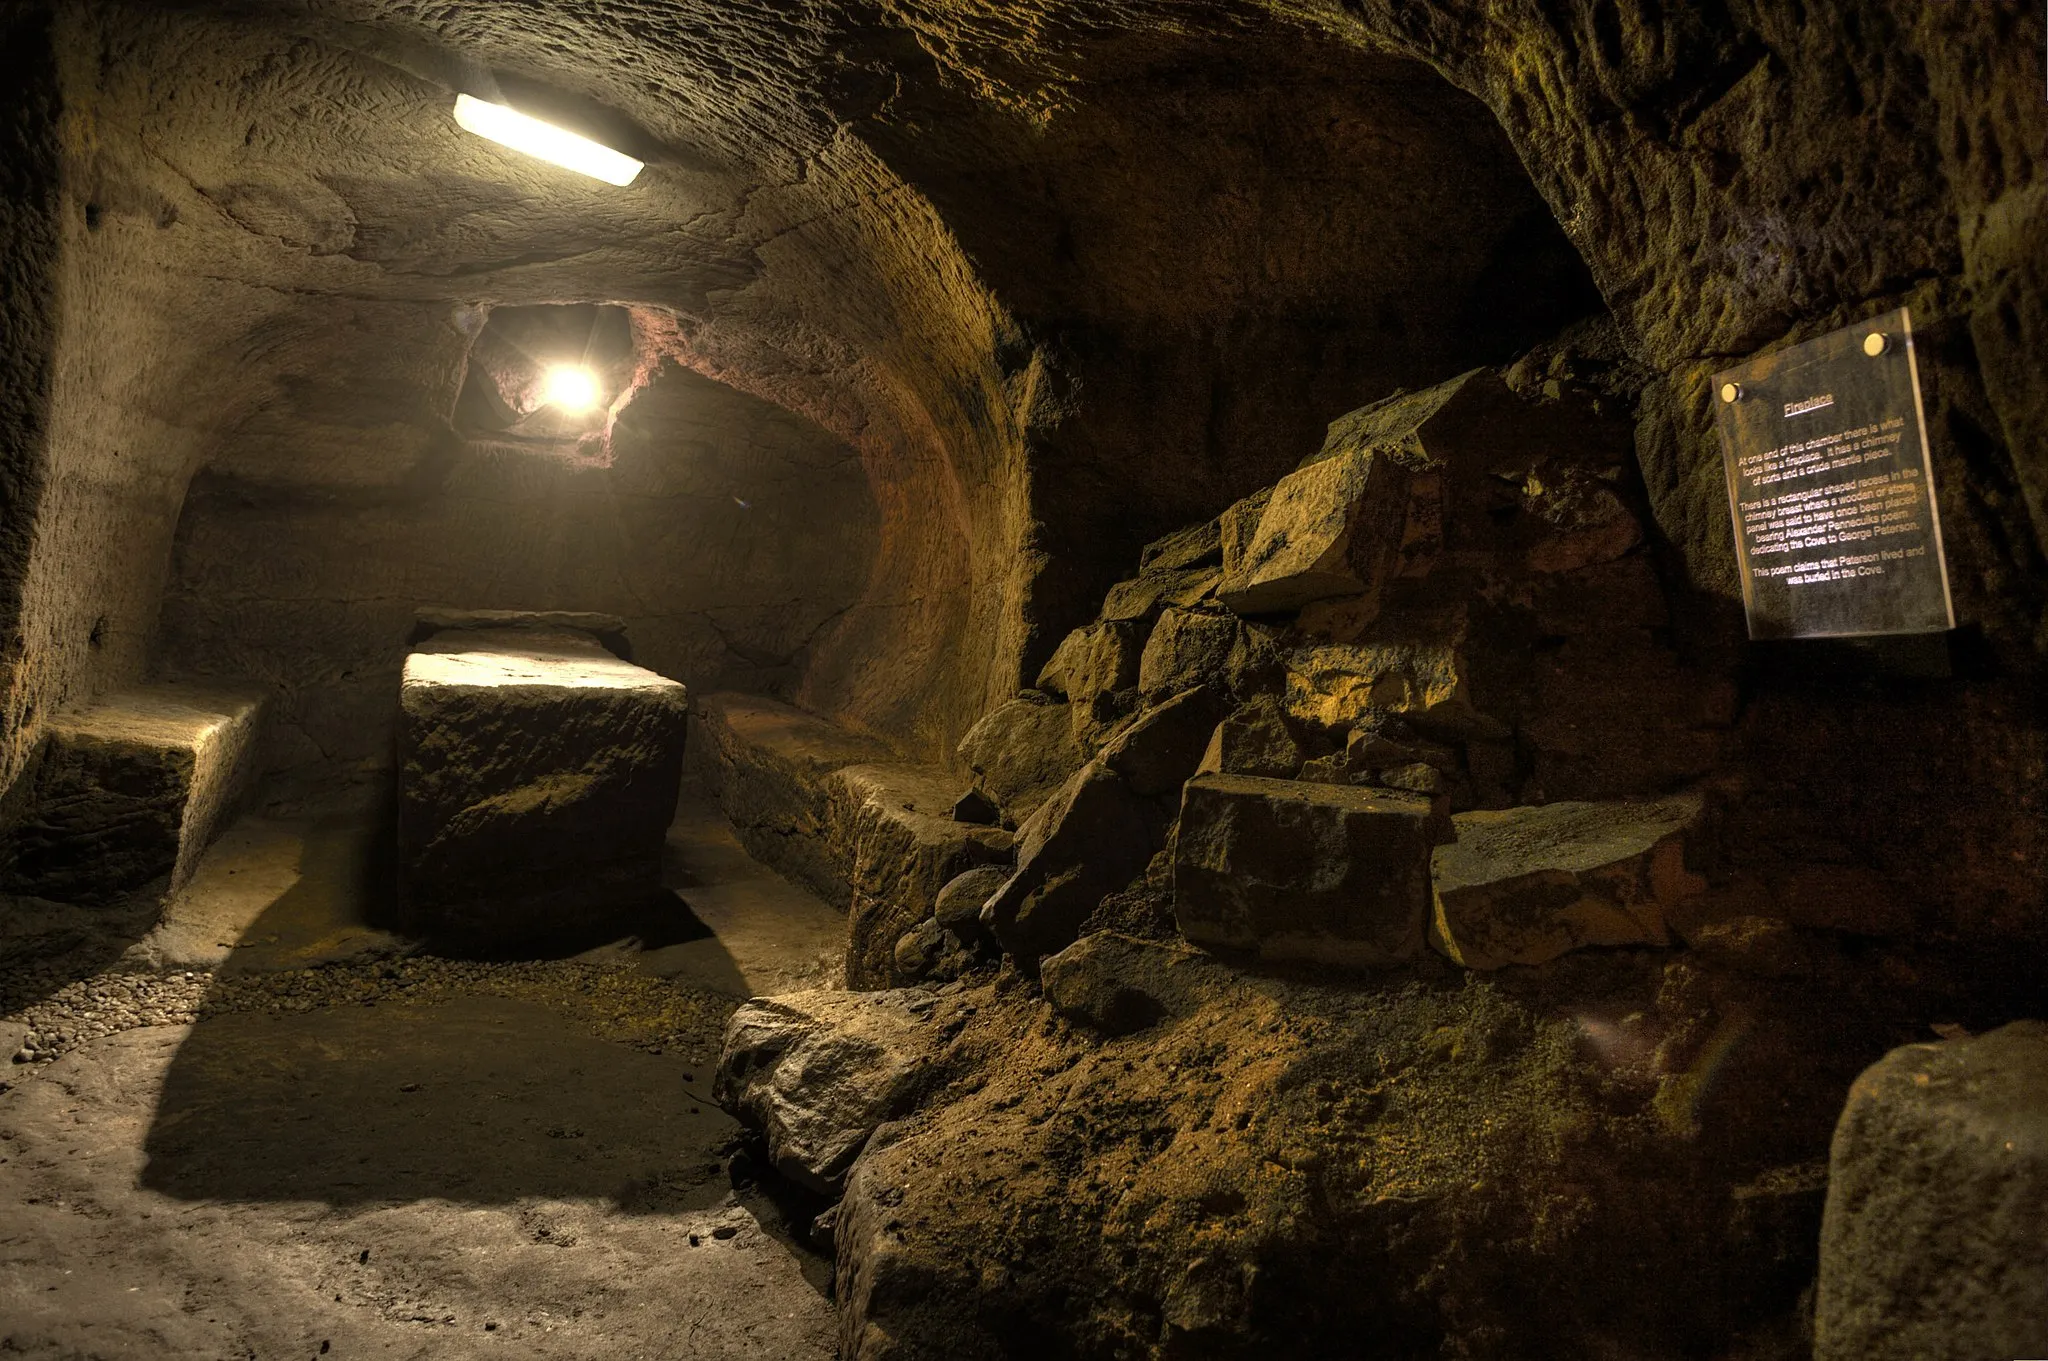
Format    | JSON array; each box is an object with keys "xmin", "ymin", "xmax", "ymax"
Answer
[
  {"xmin": 1817, "ymin": 1022, "xmax": 2048, "ymax": 1361},
  {"xmin": 1428, "ymin": 794, "xmax": 1709, "ymax": 970},
  {"xmin": 396, "ymin": 628, "xmax": 688, "ymax": 945},
  {"xmin": 715, "ymin": 988, "xmax": 946, "ymax": 1195},
  {"xmin": 1173, "ymin": 773, "xmax": 1440, "ymax": 969}
]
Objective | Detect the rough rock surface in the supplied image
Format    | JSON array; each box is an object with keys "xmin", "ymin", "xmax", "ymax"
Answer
[
  {"xmin": 1197, "ymin": 694, "xmax": 1314, "ymax": 779},
  {"xmin": 1094, "ymin": 687, "xmax": 1225, "ymax": 799},
  {"xmin": 828, "ymin": 763, "xmax": 1012, "ymax": 989},
  {"xmin": 984, "ymin": 691, "xmax": 1219, "ymax": 968},
  {"xmin": 1040, "ymin": 930, "xmax": 1218, "ymax": 1037},
  {"xmin": 715, "ymin": 987, "xmax": 945, "ymax": 1194},
  {"xmin": 1139, "ymin": 519, "xmax": 1223, "ymax": 574},
  {"xmin": 954, "ymin": 693, "xmax": 1083, "ymax": 821},
  {"xmin": 1816, "ymin": 1022, "xmax": 2048, "ymax": 1361},
  {"xmin": 694, "ymin": 691, "xmax": 896, "ymax": 905},
  {"xmin": 1173, "ymin": 773, "xmax": 1439, "ymax": 969},
  {"xmin": 934, "ymin": 866, "xmax": 1010, "ymax": 936},
  {"xmin": 1429, "ymin": 793, "xmax": 1709, "ymax": 970},
  {"xmin": 1032, "ymin": 618, "xmax": 1146, "ymax": 720},
  {"xmin": 1136, "ymin": 608, "xmax": 1239, "ymax": 701},
  {"xmin": 985, "ymin": 762, "xmax": 1165, "ymax": 970},
  {"xmin": 826, "ymin": 936, "xmax": 1927, "ymax": 1361},
  {"xmin": 2, "ymin": 683, "xmax": 264, "ymax": 903},
  {"xmin": 1217, "ymin": 431, "xmax": 1416, "ymax": 616},
  {"xmin": 1100, "ymin": 568, "xmax": 1218, "ymax": 624},
  {"xmin": 397, "ymin": 628, "xmax": 688, "ymax": 945}
]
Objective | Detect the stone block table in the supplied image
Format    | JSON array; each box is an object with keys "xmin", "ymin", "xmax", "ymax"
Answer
[
  {"xmin": 3, "ymin": 683, "xmax": 265, "ymax": 904},
  {"xmin": 397, "ymin": 627, "xmax": 688, "ymax": 947}
]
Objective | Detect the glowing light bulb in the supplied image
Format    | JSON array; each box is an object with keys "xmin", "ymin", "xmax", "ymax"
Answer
[
  {"xmin": 541, "ymin": 366, "xmax": 602, "ymax": 412},
  {"xmin": 453, "ymin": 94, "xmax": 643, "ymax": 187}
]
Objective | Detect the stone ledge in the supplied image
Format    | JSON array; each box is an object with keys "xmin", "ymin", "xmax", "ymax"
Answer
[
  {"xmin": 695, "ymin": 693, "xmax": 1011, "ymax": 988},
  {"xmin": 2, "ymin": 682, "xmax": 266, "ymax": 904}
]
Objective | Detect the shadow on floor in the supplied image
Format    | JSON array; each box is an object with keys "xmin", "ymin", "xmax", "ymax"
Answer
[
  {"xmin": 139, "ymin": 991, "xmax": 737, "ymax": 1209},
  {"xmin": 132, "ymin": 785, "xmax": 842, "ymax": 1227}
]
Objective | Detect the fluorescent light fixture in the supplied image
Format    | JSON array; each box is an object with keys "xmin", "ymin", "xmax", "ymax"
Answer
[
  {"xmin": 453, "ymin": 94, "xmax": 643, "ymax": 187},
  {"xmin": 541, "ymin": 366, "xmax": 603, "ymax": 412}
]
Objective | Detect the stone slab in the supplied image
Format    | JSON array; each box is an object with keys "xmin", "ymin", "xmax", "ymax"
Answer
[
  {"xmin": 1427, "ymin": 793, "xmax": 1705, "ymax": 969},
  {"xmin": 1816, "ymin": 1022, "xmax": 2048, "ymax": 1361},
  {"xmin": 1172, "ymin": 773, "xmax": 1437, "ymax": 968},
  {"xmin": 397, "ymin": 628, "xmax": 688, "ymax": 945},
  {"xmin": 2, "ymin": 682, "xmax": 266, "ymax": 904}
]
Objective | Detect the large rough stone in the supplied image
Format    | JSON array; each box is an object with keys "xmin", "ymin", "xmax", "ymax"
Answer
[
  {"xmin": 1094, "ymin": 686, "xmax": 1225, "ymax": 799},
  {"xmin": 1034, "ymin": 620, "xmax": 1142, "ymax": 706},
  {"xmin": 1137, "ymin": 608, "xmax": 1238, "ymax": 701},
  {"xmin": 1100, "ymin": 567, "xmax": 1219, "ymax": 623},
  {"xmin": 1138, "ymin": 518, "xmax": 1222, "ymax": 573},
  {"xmin": 1816, "ymin": 1022, "xmax": 2048, "ymax": 1361},
  {"xmin": 693, "ymin": 691, "xmax": 896, "ymax": 903},
  {"xmin": 828, "ymin": 763, "xmax": 1011, "ymax": 989},
  {"xmin": 1217, "ymin": 488, "xmax": 1273, "ymax": 581},
  {"xmin": 397, "ymin": 629, "xmax": 688, "ymax": 945},
  {"xmin": 1172, "ymin": 773, "xmax": 1437, "ymax": 968},
  {"xmin": 1036, "ymin": 620, "xmax": 1147, "ymax": 747},
  {"xmin": 984, "ymin": 761, "xmax": 1166, "ymax": 968},
  {"xmin": 1197, "ymin": 694, "xmax": 1313, "ymax": 779},
  {"xmin": 1040, "ymin": 931, "xmax": 1226, "ymax": 1036},
  {"xmin": 2, "ymin": 683, "xmax": 265, "ymax": 904},
  {"xmin": 1282, "ymin": 625, "xmax": 1498, "ymax": 738},
  {"xmin": 1216, "ymin": 443, "xmax": 1413, "ymax": 616},
  {"xmin": 954, "ymin": 694, "xmax": 1083, "ymax": 821},
  {"xmin": 1427, "ymin": 793, "xmax": 1707, "ymax": 970},
  {"xmin": 715, "ymin": 987, "xmax": 945, "ymax": 1195},
  {"xmin": 933, "ymin": 864, "xmax": 1011, "ymax": 935}
]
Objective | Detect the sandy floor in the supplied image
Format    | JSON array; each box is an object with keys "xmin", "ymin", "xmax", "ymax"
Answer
[{"xmin": 0, "ymin": 787, "xmax": 846, "ymax": 1360}]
